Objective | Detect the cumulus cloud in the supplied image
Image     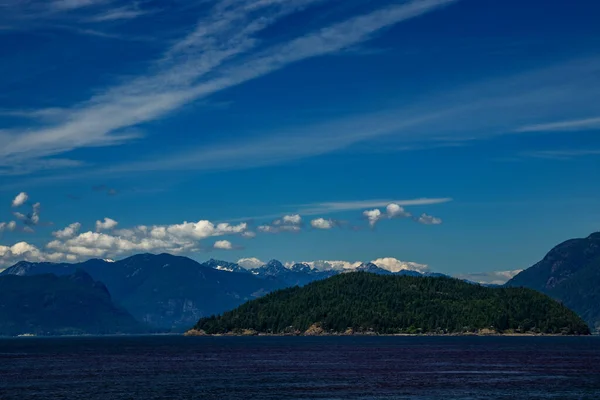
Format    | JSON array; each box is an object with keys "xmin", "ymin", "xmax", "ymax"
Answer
[
  {"xmin": 416, "ymin": 213, "xmax": 442, "ymax": 225},
  {"xmin": 370, "ymin": 257, "xmax": 428, "ymax": 273},
  {"xmin": 40, "ymin": 219, "xmax": 250, "ymax": 260},
  {"xmin": 95, "ymin": 217, "xmax": 118, "ymax": 231},
  {"xmin": 11, "ymin": 192, "xmax": 28, "ymax": 207},
  {"xmin": 237, "ymin": 257, "xmax": 264, "ymax": 269},
  {"xmin": 455, "ymin": 270, "xmax": 523, "ymax": 285},
  {"xmin": 52, "ymin": 222, "xmax": 82, "ymax": 239},
  {"xmin": 363, "ymin": 209, "xmax": 383, "ymax": 227},
  {"xmin": 258, "ymin": 214, "xmax": 303, "ymax": 233},
  {"xmin": 0, "ymin": 241, "xmax": 77, "ymax": 267},
  {"xmin": 213, "ymin": 240, "xmax": 234, "ymax": 250},
  {"xmin": 310, "ymin": 218, "xmax": 334, "ymax": 230},
  {"xmin": 362, "ymin": 203, "xmax": 441, "ymax": 227},
  {"xmin": 282, "ymin": 214, "xmax": 301, "ymax": 225},
  {"xmin": 0, "ymin": 221, "xmax": 17, "ymax": 233},
  {"xmin": 386, "ymin": 203, "xmax": 411, "ymax": 218}
]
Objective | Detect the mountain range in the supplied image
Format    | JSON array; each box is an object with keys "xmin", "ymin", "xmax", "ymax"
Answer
[
  {"xmin": 0, "ymin": 254, "xmax": 442, "ymax": 332},
  {"xmin": 506, "ymin": 232, "xmax": 600, "ymax": 333},
  {"xmin": 3, "ymin": 232, "xmax": 599, "ymax": 335}
]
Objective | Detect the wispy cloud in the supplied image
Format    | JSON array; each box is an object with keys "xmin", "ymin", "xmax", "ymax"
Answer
[
  {"xmin": 299, "ymin": 198, "xmax": 452, "ymax": 215},
  {"xmin": 88, "ymin": 5, "xmax": 154, "ymax": 22},
  {"xmin": 50, "ymin": 0, "xmax": 112, "ymax": 11},
  {"xmin": 520, "ymin": 149, "xmax": 600, "ymax": 160},
  {"xmin": 515, "ymin": 116, "xmax": 600, "ymax": 132},
  {"xmin": 0, "ymin": 0, "xmax": 457, "ymax": 177}
]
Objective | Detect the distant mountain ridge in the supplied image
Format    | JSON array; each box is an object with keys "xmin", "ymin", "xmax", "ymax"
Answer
[
  {"xmin": 2, "ymin": 254, "xmax": 284, "ymax": 331},
  {"xmin": 0, "ymin": 270, "xmax": 142, "ymax": 336},
  {"xmin": 506, "ymin": 232, "xmax": 600, "ymax": 333},
  {"xmin": 0, "ymin": 253, "xmax": 457, "ymax": 333}
]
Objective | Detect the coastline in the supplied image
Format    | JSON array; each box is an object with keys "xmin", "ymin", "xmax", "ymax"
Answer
[{"xmin": 182, "ymin": 328, "xmax": 588, "ymax": 337}]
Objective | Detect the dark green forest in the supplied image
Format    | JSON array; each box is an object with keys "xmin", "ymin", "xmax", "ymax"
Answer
[{"xmin": 194, "ymin": 273, "xmax": 590, "ymax": 335}]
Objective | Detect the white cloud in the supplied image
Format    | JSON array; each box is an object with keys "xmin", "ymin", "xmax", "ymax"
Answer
[
  {"xmin": 363, "ymin": 209, "xmax": 383, "ymax": 227},
  {"xmin": 417, "ymin": 213, "xmax": 442, "ymax": 225},
  {"xmin": 282, "ymin": 214, "xmax": 302, "ymax": 225},
  {"xmin": 0, "ymin": 0, "xmax": 457, "ymax": 176},
  {"xmin": 237, "ymin": 257, "xmax": 264, "ymax": 269},
  {"xmin": 0, "ymin": 241, "xmax": 74, "ymax": 267},
  {"xmin": 310, "ymin": 218, "xmax": 334, "ymax": 230},
  {"xmin": 258, "ymin": 214, "xmax": 303, "ymax": 233},
  {"xmin": 52, "ymin": 222, "xmax": 82, "ymax": 239},
  {"xmin": 11, "ymin": 192, "xmax": 28, "ymax": 207},
  {"xmin": 89, "ymin": 6, "xmax": 151, "ymax": 22},
  {"xmin": 42, "ymin": 218, "xmax": 249, "ymax": 259},
  {"xmin": 455, "ymin": 269, "xmax": 523, "ymax": 285},
  {"xmin": 50, "ymin": 0, "xmax": 109, "ymax": 10},
  {"xmin": 301, "ymin": 198, "xmax": 451, "ymax": 215},
  {"xmin": 0, "ymin": 221, "xmax": 17, "ymax": 233},
  {"xmin": 95, "ymin": 217, "xmax": 118, "ymax": 231},
  {"xmin": 370, "ymin": 257, "xmax": 428, "ymax": 273},
  {"xmin": 213, "ymin": 240, "xmax": 234, "ymax": 250},
  {"xmin": 520, "ymin": 149, "xmax": 600, "ymax": 160},
  {"xmin": 165, "ymin": 221, "xmax": 247, "ymax": 240},
  {"xmin": 515, "ymin": 116, "xmax": 600, "ymax": 133},
  {"xmin": 386, "ymin": 203, "xmax": 411, "ymax": 218},
  {"xmin": 241, "ymin": 231, "xmax": 256, "ymax": 238}
]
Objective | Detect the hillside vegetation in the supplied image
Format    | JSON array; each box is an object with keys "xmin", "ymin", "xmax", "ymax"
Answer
[{"xmin": 193, "ymin": 273, "xmax": 590, "ymax": 335}]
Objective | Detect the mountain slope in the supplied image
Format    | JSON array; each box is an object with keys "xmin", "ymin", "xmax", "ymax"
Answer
[
  {"xmin": 0, "ymin": 270, "xmax": 141, "ymax": 336},
  {"xmin": 193, "ymin": 272, "xmax": 590, "ymax": 335},
  {"xmin": 506, "ymin": 232, "xmax": 600, "ymax": 332},
  {"xmin": 2, "ymin": 254, "xmax": 284, "ymax": 331}
]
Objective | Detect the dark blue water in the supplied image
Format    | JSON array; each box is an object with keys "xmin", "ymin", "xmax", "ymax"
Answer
[{"xmin": 1, "ymin": 336, "xmax": 599, "ymax": 399}]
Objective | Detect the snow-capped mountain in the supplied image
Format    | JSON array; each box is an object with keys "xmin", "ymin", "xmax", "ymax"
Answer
[{"xmin": 202, "ymin": 259, "xmax": 249, "ymax": 274}]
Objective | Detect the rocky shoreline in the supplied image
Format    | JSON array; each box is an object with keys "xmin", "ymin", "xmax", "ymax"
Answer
[{"xmin": 183, "ymin": 325, "xmax": 578, "ymax": 337}]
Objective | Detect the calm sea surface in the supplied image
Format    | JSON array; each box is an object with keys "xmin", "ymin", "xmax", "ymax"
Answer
[{"xmin": 1, "ymin": 335, "xmax": 599, "ymax": 399}]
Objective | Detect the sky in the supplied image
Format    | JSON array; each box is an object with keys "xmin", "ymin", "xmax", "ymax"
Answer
[{"xmin": 0, "ymin": 0, "xmax": 599, "ymax": 283}]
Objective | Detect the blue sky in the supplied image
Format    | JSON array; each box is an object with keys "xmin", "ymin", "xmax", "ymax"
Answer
[{"xmin": 1, "ymin": 0, "xmax": 599, "ymax": 282}]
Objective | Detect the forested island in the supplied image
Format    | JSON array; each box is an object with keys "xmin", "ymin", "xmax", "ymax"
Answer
[{"xmin": 189, "ymin": 273, "xmax": 590, "ymax": 336}]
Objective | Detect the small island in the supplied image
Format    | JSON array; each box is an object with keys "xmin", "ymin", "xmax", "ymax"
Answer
[{"xmin": 187, "ymin": 273, "xmax": 590, "ymax": 336}]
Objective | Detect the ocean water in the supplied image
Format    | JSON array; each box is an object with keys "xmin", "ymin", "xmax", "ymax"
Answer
[{"xmin": 1, "ymin": 336, "xmax": 599, "ymax": 399}]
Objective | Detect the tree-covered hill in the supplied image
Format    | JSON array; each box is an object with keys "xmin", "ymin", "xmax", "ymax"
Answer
[{"xmin": 192, "ymin": 273, "xmax": 590, "ymax": 335}]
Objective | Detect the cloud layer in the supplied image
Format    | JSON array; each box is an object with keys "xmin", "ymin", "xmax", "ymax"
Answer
[
  {"xmin": 0, "ymin": 0, "xmax": 457, "ymax": 176},
  {"xmin": 0, "ymin": 195, "xmax": 446, "ymax": 267}
]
